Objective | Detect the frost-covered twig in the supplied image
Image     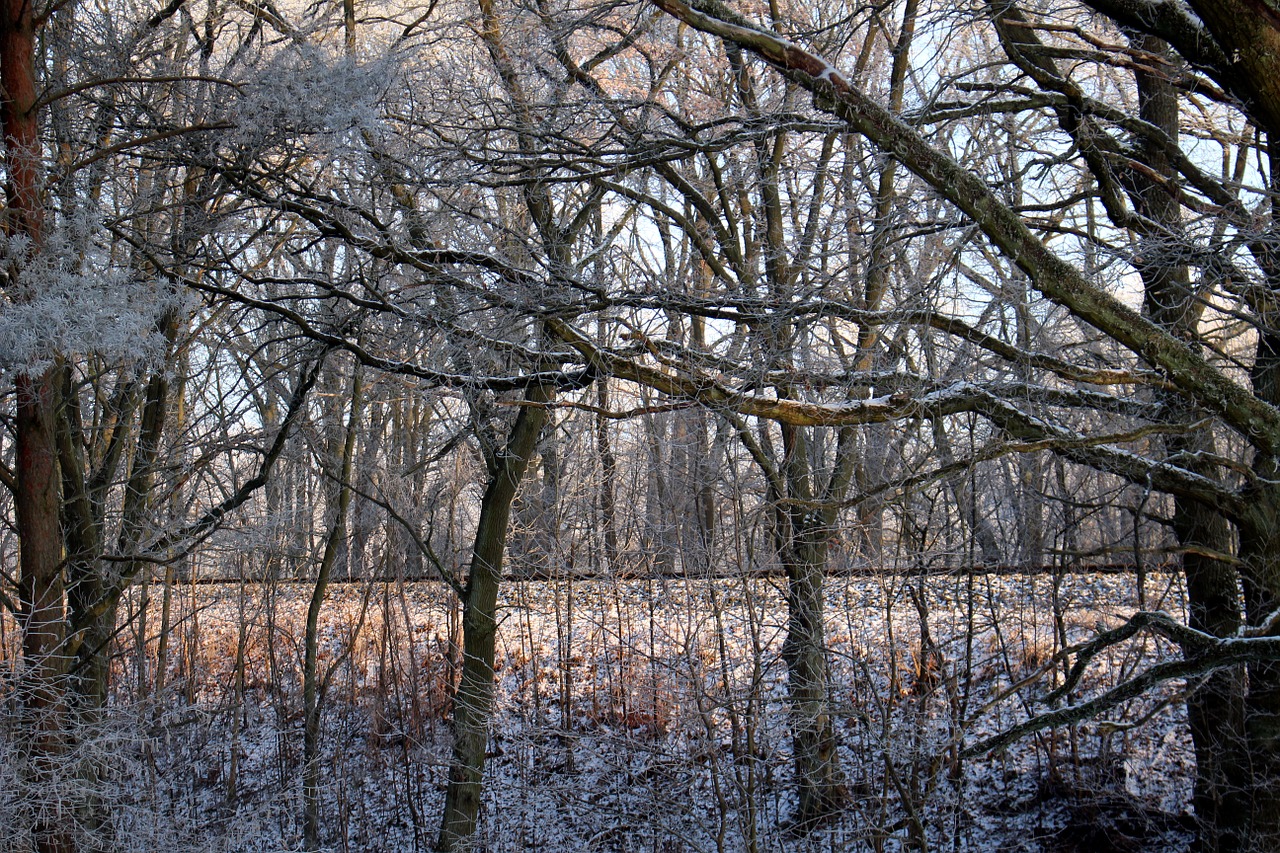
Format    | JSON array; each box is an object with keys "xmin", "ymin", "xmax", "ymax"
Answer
[
  {"xmin": 549, "ymin": 316, "xmax": 1246, "ymax": 516},
  {"xmin": 152, "ymin": 342, "xmax": 332, "ymax": 558},
  {"xmin": 963, "ymin": 656, "xmax": 1205, "ymax": 758}
]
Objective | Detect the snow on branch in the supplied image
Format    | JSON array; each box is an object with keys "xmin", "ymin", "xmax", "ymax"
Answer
[
  {"xmin": 549, "ymin": 315, "xmax": 1246, "ymax": 516},
  {"xmin": 963, "ymin": 610, "xmax": 1280, "ymax": 758}
]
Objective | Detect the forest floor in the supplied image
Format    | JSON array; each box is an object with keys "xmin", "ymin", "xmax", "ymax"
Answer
[{"xmin": 2, "ymin": 572, "xmax": 1196, "ymax": 851}]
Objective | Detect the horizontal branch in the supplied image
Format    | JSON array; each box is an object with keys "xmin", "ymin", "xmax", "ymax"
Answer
[
  {"xmin": 549, "ymin": 316, "xmax": 1247, "ymax": 517},
  {"xmin": 185, "ymin": 277, "xmax": 596, "ymax": 391}
]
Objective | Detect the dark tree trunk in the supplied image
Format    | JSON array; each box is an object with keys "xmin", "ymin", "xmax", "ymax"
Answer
[
  {"xmin": 14, "ymin": 371, "xmax": 73, "ymax": 853},
  {"xmin": 779, "ymin": 515, "xmax": 843, "ymax": 829},
  {"xmin": 303, "ymin": 367, "xmax": 362, "ymax": 849},
  {"xmin": 1123, "ymin": 34, "xmax": 1250, "ymax": 851},
  {"xmin": 775, "ymin": 423, "xmax": 858, "ymax": 831},
  {"xmin": 1235, "ymin": 477, "xmax": 1280, "ymax": 851},
  {"xmin": 436, "ymin": 382, "xmax": 553, "ymax": 852},
  {"xmin": 1237, "ymin": 237, "xmax": 1280, "ymax": 850}
]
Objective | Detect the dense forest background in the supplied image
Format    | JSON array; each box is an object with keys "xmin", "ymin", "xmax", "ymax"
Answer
[{"xmin": 4, "ymin": 0, "xmax": 1280, "ymax": 849}]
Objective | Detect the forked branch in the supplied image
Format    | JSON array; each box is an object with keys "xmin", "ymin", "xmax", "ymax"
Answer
[{"xmin": 962, "ymin": 610, "xmax": 1280, "ymax": 758}]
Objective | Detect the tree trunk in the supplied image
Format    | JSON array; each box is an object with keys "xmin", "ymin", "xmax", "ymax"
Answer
[
  {"xmin": 3, "ymin": 1, "xmax": 75, "ymax": 849},
  {"xmin": 775, "ymin": 423, "xmax": 856, "ymax": 831},
  {"xmin": 1236, "ymin": 242, "xmax": 1280, "ymax": 849},
  {"xmin": 1234, "ymin": 482, "xmax": 1280, "ymax": 851},
  {"xmin": 436, "ymin": 382, "xmax": 552, "ymax": 852},
  {"xmin": 14, "ymin": 369, "xmax": 73, "ymax": 853},
  {"xmin": 303, "ymin": 366, "xmax": 362, "ymax": 850},
  {"xmin": 780, "ymin": 523, "xmax": 843, "ymax": 830},
  {"xmin": 1124, "ymin": 34, "xmax": 1249, "ymax": 851}
]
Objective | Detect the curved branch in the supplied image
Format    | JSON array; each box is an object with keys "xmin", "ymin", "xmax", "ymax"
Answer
[{"xmin": 963, "ymin": 609, "xmax": 1280, "ymax": 758}]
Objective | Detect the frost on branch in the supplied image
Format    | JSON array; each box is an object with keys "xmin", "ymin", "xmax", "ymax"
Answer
[
  {"xmin": 227, "ymin": 52, "xmax": 387, "ymax": 152},
  {"xmin": 0, "ymin": 217, "xmax": 189, "ymax": 376}
]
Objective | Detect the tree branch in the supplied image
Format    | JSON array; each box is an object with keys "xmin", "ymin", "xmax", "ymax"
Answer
[{"xmin": 646, "ymin": 0, "xmax": 1280, "ymax": 457}]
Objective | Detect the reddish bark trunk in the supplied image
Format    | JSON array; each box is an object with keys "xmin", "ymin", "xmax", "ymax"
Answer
[{"xmin": 4, "ymin": 1, "xmax": 73, "ymax": 851}]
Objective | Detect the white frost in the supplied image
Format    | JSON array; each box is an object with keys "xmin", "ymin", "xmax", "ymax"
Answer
[{"xmin": 0, "ymin": 215, "xmax": 190, "ymax": 374}]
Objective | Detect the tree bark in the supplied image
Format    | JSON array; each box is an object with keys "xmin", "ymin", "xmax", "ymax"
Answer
[
  {"xmin": 3, "ymin": 0, "xmax": 75, "ymax": 848},
  {"xmin": 436, "ymin": 381, "xmax": 553, "ymax": 852},
  {"xmin": 1121, "ymin": 33, "xmax": 1249, "ymax": 851},
  {"xmin": 303, "ymin": 366, "xmax": 362, "ymax": 850},
  {"xmin": 14, "ymin": 370, "xmax": 72, "ymax": 853},
  {"xmin": 778, "ymin": 422, "xmax": 860, "ymax": 830},
  {"xmin": 1229, "ymin": 146, "xmax": 1280, "ymax": 851}
]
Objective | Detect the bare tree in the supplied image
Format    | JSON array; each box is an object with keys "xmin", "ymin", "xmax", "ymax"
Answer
[{"xmin": 636, "ymin": 0, "xmax": 1280, "ymax": 847}]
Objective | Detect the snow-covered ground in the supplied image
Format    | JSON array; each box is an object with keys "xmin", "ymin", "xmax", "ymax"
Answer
[{"xmin": 2, "ymin": 572, "xmax": 1196, "ymax": 851}]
